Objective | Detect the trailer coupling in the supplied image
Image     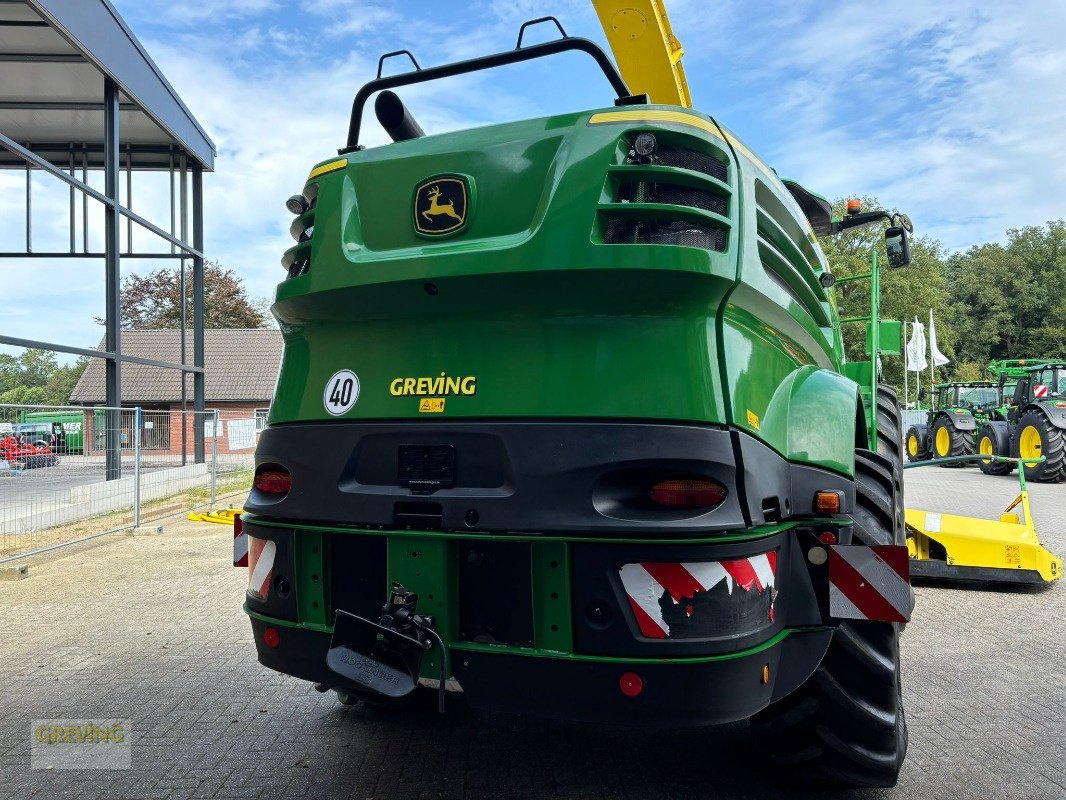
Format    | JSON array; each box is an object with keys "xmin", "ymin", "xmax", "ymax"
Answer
[{"xmin": 326, "ymin": 584, "xmax": 448, "ymax": 712}]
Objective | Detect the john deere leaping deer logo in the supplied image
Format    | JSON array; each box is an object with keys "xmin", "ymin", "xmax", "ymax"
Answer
[{"xmin": 413, "ymin": 175, "xmax": 470, "ymax": 236}]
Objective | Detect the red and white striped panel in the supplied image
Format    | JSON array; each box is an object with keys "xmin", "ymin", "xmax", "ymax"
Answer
[
  {"xmin": 232, "ymin": 516, "xmax": 248, "ymax": 567},
  {"xmin": 619, "ymin": 552, "xmax": 777, "ymax": 639},
  {"xmin": 1035, "ymin": 384, "xmax": 1049, "ymax": 399},
  {"xmin": 247, "ymin": 537, "xmax": 276, "ymax": 600},
  {"xmin": 829, "ymin": 544, "xmax": 910, "ymax": 623}
]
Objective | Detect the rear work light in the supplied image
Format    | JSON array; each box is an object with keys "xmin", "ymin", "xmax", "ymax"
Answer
[
  {"xmin": 254, "ymin": 467, "xmax": 291, "ymax": 495},
  {"xmin": 650, "ymin": 479, "xmax": 727, "ymax": 509}
]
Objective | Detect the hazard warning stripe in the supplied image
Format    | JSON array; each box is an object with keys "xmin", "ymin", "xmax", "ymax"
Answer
[
  {"xmin": 828, "ymin": 545, "xmax": 911, "ymax": 623},
  {"xmin": 247, "ymin": 538, "xmax": 276, "ymax": 600},
  {"xmin": 233, "ymin": 528, "xmax": 248, "ymax": 567},
  {"xmin": 1035, "ymin": 384, "xmax": 1048, "ymax": 398},
  {"xmin": 619, "ymin": 553, "xmax": 778, "ymax": 639}
]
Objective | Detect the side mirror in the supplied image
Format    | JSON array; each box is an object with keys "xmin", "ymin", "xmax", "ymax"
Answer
[{"xmin": 885, "ymin": 226, "xmax": 911, "ymax": 267}]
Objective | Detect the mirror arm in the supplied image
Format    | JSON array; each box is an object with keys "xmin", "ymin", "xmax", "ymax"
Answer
[{"xmin": 829, "ymin": 210, "xmax": 893, "ymax": 234}]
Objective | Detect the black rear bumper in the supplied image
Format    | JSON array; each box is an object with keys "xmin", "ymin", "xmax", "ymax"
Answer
[
  {"xmin": 248, "ymin": 616, "xmax": 832, "ymax": 726},
  {"xmin": 247, "ymin": 420, "xmax": 852, "ymax": 534}
]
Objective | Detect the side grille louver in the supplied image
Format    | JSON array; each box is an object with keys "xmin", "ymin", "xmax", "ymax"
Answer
[{"xmin": 598, "ymin": 135, "xmax": 731, "ymax": 253}]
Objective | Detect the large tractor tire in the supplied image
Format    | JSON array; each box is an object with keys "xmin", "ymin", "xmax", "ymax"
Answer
[
  {"xmin": 875, "ymin": 386, "xmax": 903, "ymax": 468},
  {"xmin": 752, "ymin": 448, "xmax": 908, "ymax": 788},
  {"xmin": 976, "ymin": 422, "xmax": 1012, "ymax": 476},
  {"xmin": 931, "ymin": 415, "xmax": 973, "ymax": 466},
  {"xmin": 1016, "ymin": 410, "xmax": 1066, "ymax": 483},
  {"xmin": 905, "ymin": 425, "xmax": 929, "ymax": 463}
]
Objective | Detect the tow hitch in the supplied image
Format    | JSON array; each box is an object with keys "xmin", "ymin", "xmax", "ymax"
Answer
[{"xmin": 326, "ymin": 584, "xmax": 448, "ymax": 711}]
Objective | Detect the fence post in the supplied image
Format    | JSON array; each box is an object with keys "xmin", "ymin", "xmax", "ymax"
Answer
[
  {"xmin": 210, "ymin": 409, "xmax": 219, "ymax": 508},
  {"xmin": 133, "ymin": 406, "xmax": 142, "ymax": 528}
]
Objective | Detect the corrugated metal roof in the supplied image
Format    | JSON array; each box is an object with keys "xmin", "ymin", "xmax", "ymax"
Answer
[
  {"xmin": 69, "ymin": 329, "xmax": 282, "ymax": 404},
  {"xmin": 0, "ymin": 0, "xmax": 215, "ymax": 169}
]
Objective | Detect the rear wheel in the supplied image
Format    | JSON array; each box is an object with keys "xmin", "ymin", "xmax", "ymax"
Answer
[
  {"xmin": 905, "ymin": 426, "xmax": 929, "ymax": 462},
  {"xmin": 1017, "ymin": 410, "xmax": 1066, "ymax": 483},
  {"xmin": 752, "ymin": 449, "xmax": 908, "ymax": 788},
  {"xmin": 976, "ymin": 423, "xmax": 1012, "ymax": 476},
  {"xmin": 931, "ymin": 415, "xmax": 973, "ymax": 466}
]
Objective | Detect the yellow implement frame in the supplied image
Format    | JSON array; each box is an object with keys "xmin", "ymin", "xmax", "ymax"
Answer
[
  {"xmin": 188, "ymin": 507, "xmax": 243, "ymax": 525},
  {"xmin": 905, "ymin": 456, "xmax": 1061, "ymax": 585},
  {"xmin": 592, "ymin": 0, "xmax": 692, "ymax": 107}
]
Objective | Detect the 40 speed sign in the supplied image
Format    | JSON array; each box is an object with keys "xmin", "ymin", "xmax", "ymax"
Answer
[{"xmin": 323, "ymin": 370, "xmax": 360, "ymax": 415}]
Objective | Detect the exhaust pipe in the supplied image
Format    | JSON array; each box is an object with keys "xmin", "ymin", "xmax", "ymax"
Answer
[{"xmin": 375, "ymin": 91, "xmax": 424, "ymax": 142}]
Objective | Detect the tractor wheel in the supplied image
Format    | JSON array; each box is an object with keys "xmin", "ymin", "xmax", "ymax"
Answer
[
  {"xmin": 1016, "ymin": 410, "xmax": 1066, "ymax": 483},
  {"xmin": 904, "ymin": 426, "xmax": 929, "ymax": 462},
  {"xmin": 752, "ymin": 450, "xmax": 908, "ymax": 788},
  {"xmin": 931, "ymin": 415, "xmax": 973, "ymax": 466},
  {"xmin": 976, "ymin": 423, "xmax": 1012, "ymax": 476}
]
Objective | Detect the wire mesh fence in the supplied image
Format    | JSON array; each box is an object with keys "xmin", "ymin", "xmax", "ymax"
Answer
[{"xmin": 0, "ymin": 403, "xmax": 257, "ymax": 561}]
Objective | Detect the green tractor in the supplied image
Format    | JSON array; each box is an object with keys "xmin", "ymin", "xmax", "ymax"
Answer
[
  {"xmin": 905, "ymin": 381, "xmax": 999, "ymax": 464},
  {"xmin": 238, "ymin": 21, "xmax": 915, "ymax": 788},
  {"xmin": 977, "ymin": 361, "xmax": 1066, "ymax": 482}
]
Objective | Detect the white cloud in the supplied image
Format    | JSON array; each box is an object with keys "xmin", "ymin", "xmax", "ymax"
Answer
[{"xmin": 702, "ymin": 1, "xmax": 1066, "ymax": 250}]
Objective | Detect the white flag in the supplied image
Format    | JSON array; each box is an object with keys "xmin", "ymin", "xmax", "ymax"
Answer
[
  {"xmin": 905, "ymin": 317, "xmax": 927, "ymax": 372},
  {"xmin": 929, "ymin": 309, "xmax": 950, "ymax": 367}
]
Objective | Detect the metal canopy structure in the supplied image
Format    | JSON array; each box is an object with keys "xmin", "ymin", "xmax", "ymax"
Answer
[{"xmin": 0, "ymin": 0, "xmax": 216, "ymax": 478}]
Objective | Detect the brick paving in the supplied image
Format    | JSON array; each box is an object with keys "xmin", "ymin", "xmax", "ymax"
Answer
[{"xmin": 1, "ymin": 468, "xmax": 1064, "ymax": 800}]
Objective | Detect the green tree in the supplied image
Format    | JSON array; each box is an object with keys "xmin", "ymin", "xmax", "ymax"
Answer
[
  {"xmin": 100, "ymin": 260, "xmax": 271, "ymax": 330},
  {"xmin": 0, "ymin": 351, "xmax": 88, "ymax": 405},
  {"xmin": 947, "ymin": 220, "xmax": 1066, "ymax": 365}
]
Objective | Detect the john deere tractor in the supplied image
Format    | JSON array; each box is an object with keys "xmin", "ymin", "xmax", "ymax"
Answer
[
  {"xmin": 977, "ymin": 362, "xmax": 1066, "ymax": 482},
  {"xmin": 238, "ymin": 16, "xmax": 915, "ymax": 789},
  {"xmin": 905, "ymin": 382, "xmax": 999, "ymax": 464}
]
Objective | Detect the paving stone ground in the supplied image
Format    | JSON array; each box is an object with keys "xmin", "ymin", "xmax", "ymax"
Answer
[{"xmin": 1, "ymin": 468, "xmax": 1064, "ymax": 800}]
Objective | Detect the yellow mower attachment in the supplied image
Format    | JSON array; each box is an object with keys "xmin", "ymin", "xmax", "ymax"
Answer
[
  {"xmin": 188, "ymin": 507, "xmax": 243, "ymax": 525},
  {"xmin": 905, "ymin": 455, "xmax": 1061, "ymax": 585}
]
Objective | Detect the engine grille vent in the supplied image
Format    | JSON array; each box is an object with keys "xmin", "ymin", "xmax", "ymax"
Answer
[
  {"xmin": 603, "ymin": 218, "xmax": 727, "ymax": 252},
  {"xmin": 618, "ymin": 182, "xmax": 727, "ymax": 216},
  {"xmin": 654, "ymin": 145, "xmax": 727, "ymax": 183}
]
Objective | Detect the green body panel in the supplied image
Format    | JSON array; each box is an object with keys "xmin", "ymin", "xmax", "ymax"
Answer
[
  {"xmin": 271, "ymin": 107, "xmax": 862, "ymax": 473},
  {"xmin": 530, "ymin": 542, "xmax": 574, "ymax": 653},
  {"xmin": 866, "ymin": 320, "xmax": 902, "ymax": 357},
  {"xmin": 757, "ymin": 366, "xmax": 858, "ymax": 474},
  {"xmin": 295, "ymin": 532, "xmax": 328, "ymax": 627},
  {"xmin": 387, "ymin": 537, "xmax": 456, "ymax": 678}
]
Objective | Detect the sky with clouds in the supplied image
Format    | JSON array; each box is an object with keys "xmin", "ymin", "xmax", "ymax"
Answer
[{"xmin": 3, "ymin": 0, "xmax": 1066, "ymax": 357}]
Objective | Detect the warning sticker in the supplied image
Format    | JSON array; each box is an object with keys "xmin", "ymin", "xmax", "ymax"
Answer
[
  {"xmin": 1004, "ymin": 544, "xmax": 1021, "ymax": 565},
  {"xmin": 925, "ymin": 512, "xmax": 942, "ymax": 533},
  {"xmin": 419, "ymin": 398, "xmax": 445, "ymax": 413},
  {"xmin": 746, "ymin": 409, "xmax": 760, "ymax": 430}
]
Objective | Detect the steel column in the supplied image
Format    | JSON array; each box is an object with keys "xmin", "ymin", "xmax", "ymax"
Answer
[
  {"xmin": 103, "ymin": 77, "xmax": 121, "ymax": 480},
  {"xmin": 192, "ymin": 162, "xmax": 206, "ymax": 462}
]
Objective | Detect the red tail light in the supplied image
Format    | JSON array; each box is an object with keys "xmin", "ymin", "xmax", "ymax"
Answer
[
  {"xmin": 650, "ymin": 479, "xmax": 726, "ymax": 509},
  {"xmin": 254, "ymin": 468, "xmax": 291, "ymax": 494},
  {"xmin": 619, "ymin": 671, "xmax": 644, "ymax": 697}
]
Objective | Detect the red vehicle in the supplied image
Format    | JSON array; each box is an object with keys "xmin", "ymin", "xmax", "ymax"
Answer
[{"xmin": 0, "ymin": 435, "xmax": 59, "ymax": 468}]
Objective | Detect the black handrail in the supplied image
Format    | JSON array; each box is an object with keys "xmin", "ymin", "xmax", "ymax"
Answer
[{"xmin": 341, "ymin": 22, "xmax": 632, "ymax": 153}]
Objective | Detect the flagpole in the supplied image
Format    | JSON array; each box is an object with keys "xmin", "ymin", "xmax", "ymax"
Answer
[
  {"xmin": 903, "ymin": 321, "xmax": 909, "ymax": 408},
  {"xmin": 928, "ymin": 311, "xmax": 934, "ymax": 393}
]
